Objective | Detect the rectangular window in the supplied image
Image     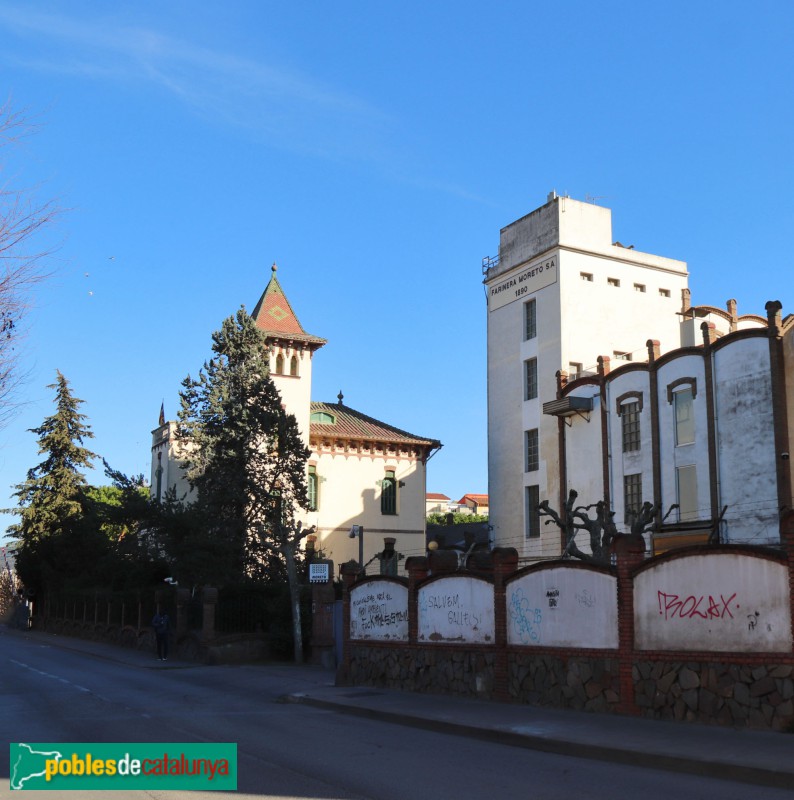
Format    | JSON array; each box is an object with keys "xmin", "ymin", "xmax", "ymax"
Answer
[
  {"xmin": 621, "ymin": 401, "xmax": 640, "ymax": 452},
  {"xmin": 381, "ymin": 470, "xmax": 397, "ymax": 515},
  {"xmin": 580, "ymin": 272, "xmax": 593, "ymax": 282},
  {"xmin": 677, "ymin": 465, "xmax": 698, "ymax": 521},
  {"xmin": 524, "ymin": 298, "xmax": 537, "ymax": 340},
  {"xmin": 674, "ymin": 388, "xmax": 695, "ymax": 445},
  {"xmin": 524, "ymin": 358, "xmax": 538, "ymax": 400},
  {"xmin": 525, "ymin": 429, "xmax": 539, "ymax": 472},
  {"xmin": 308, "ymin": 466, "xmax": 318, "ymax": 511},
  {"xmin": 608, "ymin": 277, "xmax": 620, "ymax": 287},
  {"xmin": 633, "ymin": 283, "xmax": 646, "ymax": 293},
  {"xmin": 659, "ymin": 288, "xmax": 671, "ymax": 298},
  {"xmin": 624, "ymin": 473, "xmax": 642, "ymax": 524},
  {"xmin": 569, "ymin": 362, "xmax": 583, "ymax": 381},
  {"xmin": 613, "ymin": 351, "xmax": 632, "ymax": 361},
  {"xmin": 525, "ymin": 485, "xmax": 540, "ymax": 538}
]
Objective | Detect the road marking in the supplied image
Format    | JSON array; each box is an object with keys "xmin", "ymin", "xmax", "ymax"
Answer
[{"xmin": 10, "ymin": 659, "xmax": 90, "ymax": 692}]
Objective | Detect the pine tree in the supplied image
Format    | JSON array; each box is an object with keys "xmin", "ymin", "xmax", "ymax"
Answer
[
  {"xmin": 9, "ymin": 372, "xmax": 98, "ymax": 591},
  {"xmin": 178, "ymin": 308, "xmax": 313, "ymax": 661}
]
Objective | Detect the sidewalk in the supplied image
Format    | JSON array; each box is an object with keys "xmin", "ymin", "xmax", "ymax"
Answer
[{"xmin": 6, "ymin": 627, "xmax": 794, "ymax": 790}]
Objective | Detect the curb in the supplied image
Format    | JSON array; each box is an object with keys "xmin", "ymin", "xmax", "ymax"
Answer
[{"xmin": 289, "ymin": 693, "xmax": 794, "ymax": 791}]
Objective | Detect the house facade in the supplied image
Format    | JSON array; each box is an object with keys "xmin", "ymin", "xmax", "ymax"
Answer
[
  {"xmin": 551, "ymin": 304, "xmax": 793, "ymax": 554},
  {"xmin": 152, "ymin": 264, "xmax": 440, "ymax": 574},
  {"xmin": 484, "ymin": 193, "xmax": 793, "ymax": 558}
]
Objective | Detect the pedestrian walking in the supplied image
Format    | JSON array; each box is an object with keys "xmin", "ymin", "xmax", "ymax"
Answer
[{"xmin": 151, "ymin": 609, "xmax": 170, "ymax": 661}]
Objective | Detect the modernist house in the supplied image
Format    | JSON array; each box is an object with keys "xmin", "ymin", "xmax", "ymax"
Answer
[
  {"xmin": 484, "ymin": 194, "xmax": 793, "ymax": 558},
  {"xmin": 152, "ymin": 265, "xmax": 441, "ymax": 573}
]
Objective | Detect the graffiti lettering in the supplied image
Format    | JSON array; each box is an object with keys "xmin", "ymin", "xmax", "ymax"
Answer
[
  {"xmin": 427, "ymin": 594, "xmax": 460, "ymax": 610},
  {"xmin": 508, "ymin": 588, "xmax": 542, "ymax": 644},
  {"xmin": 447, "ymin": 610, "xmax": 482, "ymax": 628},
  {"xmin": 657, "ymin": 591, "xmax": 737, "ymax": 621},
  {"xmin": 546, "ymin": 588, "xmax": 560, "ymax": 609},
  {"xmin": 575, "ymin": 589, "xmax": 595, "ymax": 608}
]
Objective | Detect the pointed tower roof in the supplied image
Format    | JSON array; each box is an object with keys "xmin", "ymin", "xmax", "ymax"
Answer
[{"xmin": 251, "ymin": 263, "xmax": 327, "ymax": 349}]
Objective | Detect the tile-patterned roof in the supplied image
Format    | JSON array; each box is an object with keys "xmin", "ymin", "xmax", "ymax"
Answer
[
  {"xmin": 457, "ymin": 494, "xmax": 489, "ymax": 505},
  {"xmin": 426, "ymin": 493, "xmax": 450, "ymax": 501},
  {"xmin": 310, "ymin": 401, "xmax": 441, "ymax": 449},
  {"xmin": 251, "ymin": 264, "xmax": 326, "ymax": 347}
]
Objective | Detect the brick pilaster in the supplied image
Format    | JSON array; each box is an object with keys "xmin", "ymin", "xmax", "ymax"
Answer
[
  {"xmin": 405, "ymin": 556, "xmax": 429, "ymax": 645},
  {"xmin": 614, "ymin": 535, "xmax": 645, "ymax": 715},
  {"xmin": 492, "ymin": 548, "xmax": 519, "ymax": 701}
]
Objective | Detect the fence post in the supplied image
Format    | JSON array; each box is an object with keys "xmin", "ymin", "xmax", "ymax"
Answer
[
  {"xmin": 614, "ymin": 534, "xmax": 645, "ymax": 715},
  {"xmin": 781, "ymin": 510, "xmax": 794, "ymax": 652},
  {"xmin": 492, "ymin": 548, "xmax": 519, "ymax": 701},
  {"xmin": 337, "ymin": 560, "xmax": 361, "ymax": 685},
  {"xmin": 176, "ymin": 588, "xmax": 190, "ymax": 637},
  {"xmin": 405, "ymin": 556, "xmax": 429, "ymax": 645},
  {"xmin": 202, "ymin": 588, "xmax": 218, "ymax": 642}
]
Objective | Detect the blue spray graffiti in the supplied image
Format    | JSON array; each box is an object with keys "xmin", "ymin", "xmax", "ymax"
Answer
[{"xmin": 508, "ymin": 588, "xmax": 542, "ymax": 644}]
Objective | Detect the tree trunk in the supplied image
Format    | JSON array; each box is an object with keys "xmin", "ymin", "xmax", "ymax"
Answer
[{"xmin": 283, "ymin": 545, "xmax": 303, "ymax": 664}]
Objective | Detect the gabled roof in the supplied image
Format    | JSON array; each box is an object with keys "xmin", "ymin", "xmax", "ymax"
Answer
[
  {"xmin": 251, "ymin": 264, "xmax": 326, "ymax": 348},
  {"xmin": 457, "ymin": 494, "xmax": 489, "ymax": 505},
  {"xmin": 426, "ymin": 493, "xmax": 451, "ymax": 501},
  {"xmin": 310, "ymin": 401, "xmax": 441, "ymax": 450}
]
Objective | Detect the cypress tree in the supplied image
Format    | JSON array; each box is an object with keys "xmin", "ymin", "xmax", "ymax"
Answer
[
  {"xmin": 9, "ymin": 371, "xmax": 98, "ymax": 591},
  {"xmin": 178, "ymin": 308, "xmax": 313, "ymax": 660}
]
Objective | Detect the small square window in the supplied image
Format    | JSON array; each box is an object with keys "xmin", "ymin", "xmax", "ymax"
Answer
[
  {"xmin": 580, "ymin": 272, "xmax": 593, "ymax": 282},
  {"xmin": 569, "ymin": 362, "xmax": 583, "ymax": 381},
  {"xmin": 634, "ymin": 283, "xmax": 646, "ymax": 293},
  {"xmin": 613, "ymin": 351, "xmax": 632, "ymax": 362},
  {"xmin": 659, "ymin": 288, "xmax": 670, "ymax": 298},
  {"xmin": 607, "ymin": 278, "xmax": 620, "ymax": 287}
]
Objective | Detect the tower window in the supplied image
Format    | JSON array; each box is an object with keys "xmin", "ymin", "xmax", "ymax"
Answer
[
  {"xmin": 275, "ymin": 353, "xmax": 284, "ymax": 374},
  {"xmin": 659, "ymin": 288, "xmax": 671, "ymax": 298},
  {"xmin": 525, "ymin": 486, "xmax": 540, "ymax": 538},
  {"xmin": 290, "ymin": 355, "xmax": 298, "ymax": 376},
  {"xmin": 524, "ymin": 299, "xmax": 537, "ymax": 340},
  {"xmin": 634, "ymin": 283, "xmax": 646, "ymax": 293},
  {"xmin": 524, "ymin": 358, "xmax": 538, "ymax": 400},
  {"xmin": 525, "ymin": 429, "xmax": 539, "ymax": 472},
  {"xmin": 607, "ymin": 278, "xmax": 620, "ymax": 287},
  {"xmin": 580, "ymin": 272, "xmax": 593, "ymax": 282}
]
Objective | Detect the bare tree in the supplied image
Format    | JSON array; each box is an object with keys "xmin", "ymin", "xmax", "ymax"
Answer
[
  {"xmin": 0, "ymin": 101, "xmax": 59, "ymax": 425},
  {"xmin": 540, "ymin": 490, "xmax": 678, "ymax": 566}
]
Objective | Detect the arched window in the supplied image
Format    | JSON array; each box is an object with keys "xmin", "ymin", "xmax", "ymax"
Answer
[
  {"xmin": 290, "ymin": 356, "xmax": 298, "ymax": 376},
  {"xmin": 381, "ymin": 470, "xmax": 397, "ymax": 515},
  {"xmin": 308, "ymin": 465, "xmax": 318, "ymax": 511},
  {"xmin": 275, "ymin": 353, "xmax": 284, "ymax": 375}
]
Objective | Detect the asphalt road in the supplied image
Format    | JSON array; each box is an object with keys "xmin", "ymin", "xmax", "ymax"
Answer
[{"xmin": 2, "ymin": 629, "xmax": 792, "ymax": 800}]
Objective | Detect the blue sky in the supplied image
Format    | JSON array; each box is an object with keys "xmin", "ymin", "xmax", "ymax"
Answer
[{"xmin": 1, "ymin": 1, "xmax": 793, "ymax": 541}]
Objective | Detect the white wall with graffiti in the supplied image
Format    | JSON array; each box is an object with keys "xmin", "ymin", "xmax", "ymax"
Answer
[
  {"xmin": 417, "ymin": 576, "xmax": 495, "ymax": 644},
  {"xmin": 634, "ymin": 553, "xmax": 792, "ymax": 652},
  {"xmin": 506, "ymin": 566, "xmax": 618, "ymax": 648},
  {"xmin": 350, "ymin": 580, "xmax": 409, "ymax": 641}
]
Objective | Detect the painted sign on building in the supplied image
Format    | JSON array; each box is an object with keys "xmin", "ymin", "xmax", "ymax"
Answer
[
  {"xmin": 418, "ymin": 576, "xmax": 494, "ymax": 643},
  {"xmin": 487, "ymin": 254, "xmax": 558, "ymax": 312},
  {"xmin": 634, "ymin": 553, "xmax": 793, "ymax": 652},
  {"xmin": 350, "ymin": 581, "xmax": 409, "ymax": 641},
  {"xmin": 506, "ymin": 567, "xmax": 618, "ymax": 648}
]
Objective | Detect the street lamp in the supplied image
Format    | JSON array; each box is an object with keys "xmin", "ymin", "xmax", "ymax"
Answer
[{"xmin": 349, "ymin": 525, "xmax": 364, "ymax": 573}]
